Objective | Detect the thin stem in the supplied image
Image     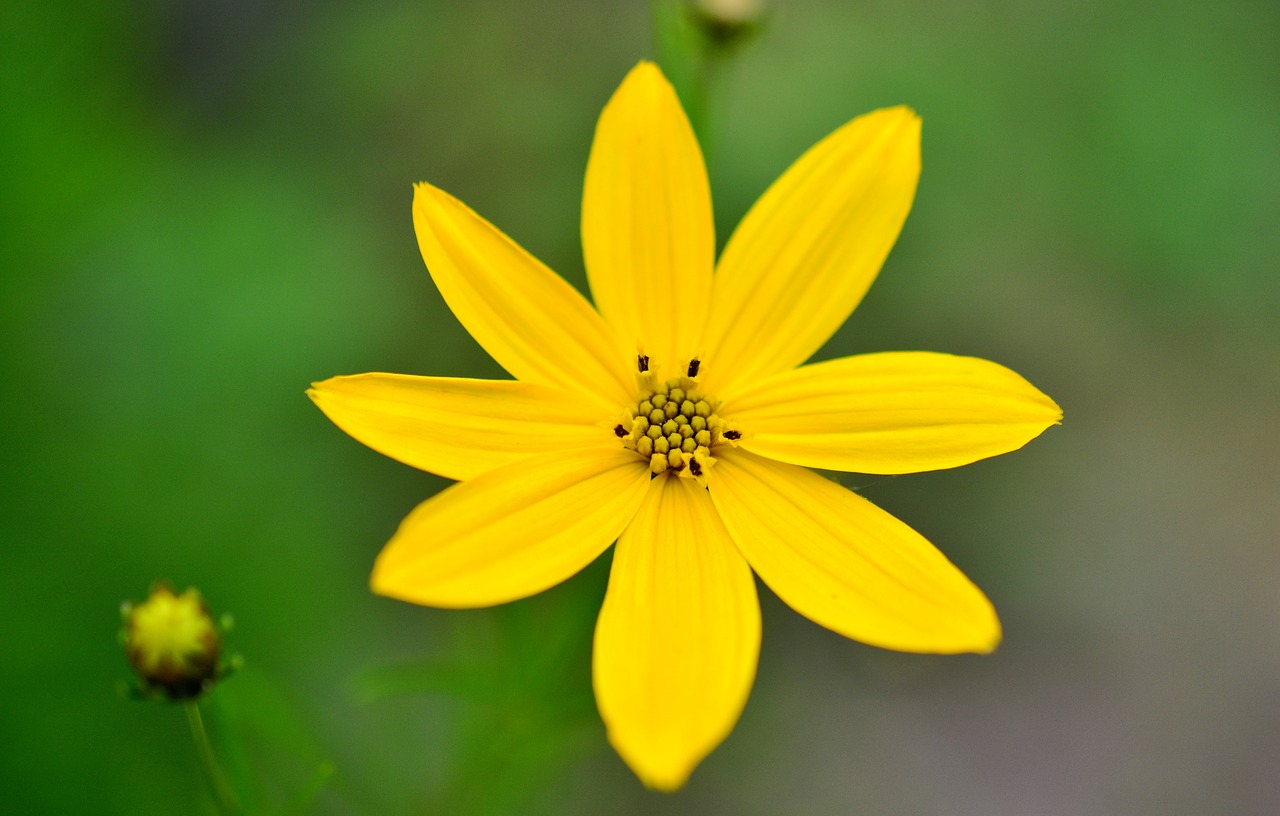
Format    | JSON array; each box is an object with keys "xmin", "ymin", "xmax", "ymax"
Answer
[
  {"xmin": 185, "ymin": 700, "xmax": 243, "ymax": 815},
  {"xmin": 689, "ymin": 42, "xmax": 725, "ymax": 166}
]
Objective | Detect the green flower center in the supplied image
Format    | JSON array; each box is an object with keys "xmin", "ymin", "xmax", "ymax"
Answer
[{"xmin": 611, "ymin": 358, "xmax": 741, "ymax": 485}]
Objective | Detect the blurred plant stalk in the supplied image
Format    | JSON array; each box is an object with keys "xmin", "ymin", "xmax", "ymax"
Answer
[
  {"xmin": 185, "ymin": 699, "xmax": 245, "ymax": 816},
  {"xmin": 655, "ymin": 0, "xmax": 770, "ymax": 153}
]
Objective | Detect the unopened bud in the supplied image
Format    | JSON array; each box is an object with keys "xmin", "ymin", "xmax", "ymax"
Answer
[
  {"xmin": 688, "ymin": 0, "xmax": 769, "ymax": 46},
  {"xmin": 122, "ymin": 582, "xmax": 229, "ymax": 701}
]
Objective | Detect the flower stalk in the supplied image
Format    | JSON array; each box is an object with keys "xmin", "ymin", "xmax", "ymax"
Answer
[{"xmin": 185, "ymin": 700, "xmax": 244, "ymax": 816}]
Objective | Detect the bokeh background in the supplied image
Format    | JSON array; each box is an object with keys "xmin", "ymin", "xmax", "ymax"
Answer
[{"xmin": 3, "ymin": 0, "xmax": 1278, "ymax": 813}]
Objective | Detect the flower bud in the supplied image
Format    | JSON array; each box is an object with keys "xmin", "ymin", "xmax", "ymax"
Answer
[
  {"xmin": 688, "ymin": 0, "xmax": 769, "ymax": 46},
  {"xmin": 122, "ymin": 582, "xmax": 225, "ymax": 700}
]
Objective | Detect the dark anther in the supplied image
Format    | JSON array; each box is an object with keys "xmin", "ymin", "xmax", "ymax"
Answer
[
  {"xmin": 687, "ymin": 358, "xmax": 701, "ymax": 377},
  {"xmin": 637, "ymin": 354, "xmax": 649, "ymax": 372},
  {"xmin": 689, "ymin": 459, "xmax": 703, "ymax": 477},
  {"xmin": 723, "ymin": 430, "xmax": 741, "ymax": 440},
  {"xmin": 613, "ymin": 424, "xmax": 627, "ymax": 437}
]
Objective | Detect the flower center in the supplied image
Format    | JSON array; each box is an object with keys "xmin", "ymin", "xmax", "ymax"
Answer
[{"xmin": 611, "ymin": 358, "xmax": 741, "ymax": 485}]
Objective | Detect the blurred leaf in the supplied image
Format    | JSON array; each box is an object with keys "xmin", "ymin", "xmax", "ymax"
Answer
[
  {"xmin": 209, "ymin": 670, "xmax": 340, "ymax": 815},
  {"xmin": 355, "ymin": 556, "xmax": 611, "ymax": 815},
  {"xmin": 281, "ymin": 761, "xmax": 337, "ymax": 816}
]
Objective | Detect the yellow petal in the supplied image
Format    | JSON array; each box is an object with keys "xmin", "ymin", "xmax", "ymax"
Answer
[
  {"xmin": 710, "ymin": 448, "xmax": 1000, "ymax": 654},
  {"xmin": 413, "ymin": 182, "xmax": 632, "ymax": 412},
  {"xmin": 372, "ymin": 447, "xmax": 648, "ymax": 608},
  {"xmin": 699, "ymin": 107, "xmax": 921, "ymax": 399},
  {"xmin": 582, "ymin": 61, "xmax": 714, "ymax": 373},
  {"xmin": 724, "ymin": 352, "xmax": 1061, "ymax": 474},
  {"xmin": 593, "ymin": 476, "xmax": 760, "ymax": 791},
  {"xmin": 308, "ymin": 374, "xmax": 614, "ymax": 482}
]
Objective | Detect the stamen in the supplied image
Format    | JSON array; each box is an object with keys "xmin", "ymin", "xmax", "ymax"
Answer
[{"xmin": 619, "ymin": 367, "xmax": 733, "ymax": 481}]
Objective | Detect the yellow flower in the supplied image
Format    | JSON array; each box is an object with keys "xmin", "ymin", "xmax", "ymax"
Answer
[{"xmin": 310, "ymin": 62, "xmax": 1060, "ymax": 790}]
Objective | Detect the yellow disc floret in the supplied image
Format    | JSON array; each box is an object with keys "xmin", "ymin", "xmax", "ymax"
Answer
[{"xmin": 612, "ymin": 359, "xmax": 743, "ymax": 486}]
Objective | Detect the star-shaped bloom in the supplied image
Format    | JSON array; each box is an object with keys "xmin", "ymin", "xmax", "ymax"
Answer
[{"xmin": 310, "ymin": 62, "xmax": 1060, "ymax": 790}]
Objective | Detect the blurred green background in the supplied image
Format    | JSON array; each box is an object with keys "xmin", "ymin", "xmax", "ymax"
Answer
[{"xmin": 3, "ymin": 0, "xmax": 1278, "ymax": 813}]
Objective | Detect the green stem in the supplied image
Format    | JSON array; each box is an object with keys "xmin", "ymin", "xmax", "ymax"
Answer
[
  {"xmin": 689, "ymin": 41, "xmax": 725, "ymax": 165},
  {"xmin": 185, "ymin": 700, "xmax": 243, "ymax": 815}
]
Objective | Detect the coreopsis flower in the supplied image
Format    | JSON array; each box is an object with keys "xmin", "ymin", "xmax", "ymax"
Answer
[
  {"xmin": 122, "ymin": 583, "xmax": 227, "ymax": 700},
  {"xmin": 311, "ymin": 62, "xmax": 1060, "ymax": 789}
]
